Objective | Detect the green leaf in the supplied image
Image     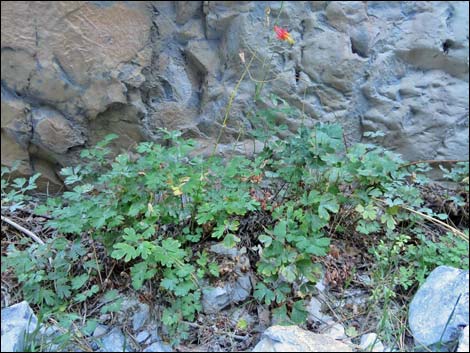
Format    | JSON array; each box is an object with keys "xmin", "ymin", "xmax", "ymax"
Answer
[
  {"xmin": 258, "ymin": 234, "xmax": 273, "ymax": 247},
  {"xmin": 161, "ymin": 278, "xmax": 178, "ymax": 291},
  {"xmin": 71, "ymin": 274, "xmax": 89, "ymax": 290},
  {"xmin": 273, "ymin": 220, "xmax": 287, "ymax": 240},
  {"xmin": 82, "ymin": 319, "xmax": 99, "ymax": 336},
  {"xmin": 208, "ymin": 263, "xmax": 220, "ymax": 277},
  {"xmin": 254, "ymin": 282, "xmax": 275, "ymax": 305},
  {"xmin": 56, "ymin": 278, "xmax": 71, "ymax": 299},
  {"xmin": 223, "ymin": 233, "xmax": 240, "ymax": 248},
  {"xmin": 280, "ymin": 265, "xmax": 297, "ymax": 283},
  {"xmin": 174, "ymin": 280, "xmax": 194, "ymax": 296},
  {"xmin": 380, "ymin": 213, "xmax": 396, "ymax": 230},
  {"xmin": 291, "ymin": 300, "xmax": 308, "ymax": 324},
  {"xmin": 103, "ymin": 289, "xmax": 120, "ymax": 302},
  {"xmin": 111, "ymin": 243, "xmax": 137, "ymax": 262},
  {"xmin": 272, "ymin": 305, "xmax": 289, "ymax": 325},
  {"xmin": 130, "ymin": 262, "xmax": 157, "ymax": 289}
]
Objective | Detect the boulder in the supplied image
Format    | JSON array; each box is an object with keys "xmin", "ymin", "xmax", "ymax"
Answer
[
  {"xmin": 1, "ymin": 1, "xmax": 468, "ymax": 186},
  {"xmin": 409, "ymin": 266, "xmax": 469, "ymax": 347},
  {"xmin": 1, "ymin": 301, "xmax": 39, "ymax": 352}
]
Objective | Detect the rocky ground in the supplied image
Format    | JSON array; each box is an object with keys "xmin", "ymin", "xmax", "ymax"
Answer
[{"xmin": 1, "ymin": 185, "xmax": 469, "ymax": 352}]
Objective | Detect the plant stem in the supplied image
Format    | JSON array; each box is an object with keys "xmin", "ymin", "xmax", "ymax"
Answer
[{"xmin": 211, "ymin": 55, "xmax": 255, "ymax": 156}]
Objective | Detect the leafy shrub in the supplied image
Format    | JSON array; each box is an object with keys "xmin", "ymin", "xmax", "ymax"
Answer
[
  {"xmin": 1, "ymin": 162, "xmax": 40, "ymax": 213},
  {"xmin": 2, "ymin": 113, "xmax": 468, "ymax": 343}
]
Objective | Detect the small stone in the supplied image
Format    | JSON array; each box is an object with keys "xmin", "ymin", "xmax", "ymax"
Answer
[
  {"xmin": 136, "ymin": 331, "xmax": 151, "ymax": 343},
  {"xmin": 360, "ymin": 333, "xmax": 385, "ymax": 352},
  {"xmin": 143, "ymin": 341, "xmax": 172, "ymax": 352},
  {"xmin": 147, "ymin": 324, "xmax": 162, "ymax": 343},
  {"xmin": 307, "ymin": 297, "xmax": 334, "ymax": 324},
  {"xmin": 93, "ymin": 324, "xmax": 108, "ymax": 337},
  {"xmin": 132, "ymin": 303, "xmax": 150, "ymax": 331},
  {"xmin": 324, "ymin": 323, "xmax": 347, "ymax": 340},
  {"xmin": 40, "ymin": 325, "xmax": 60, "ymax": 337},
  {"xmin": 202, "ymin": 274, "xmax": 252, "ymax": 314},
  {"xmin": 458, "ymin": 326, "xmax": 469, "ymax": 353},
  {"xmin": 209, "ymin": 242, "xmax": 240, "ymax": 258},
  {"xmin": 230, "ymin": 308, "xmax": 255, "ymax": 329},
  {"xmin": 357, "ymin": 273, "xmax": 373, "ymax": 286},
  {"xmin": 99, "ymin": 327, "xmax": 130, "ymax": 352},
  {"xmin": 99, "ymin": 314, "xmax": 111, "ymax": 322}
]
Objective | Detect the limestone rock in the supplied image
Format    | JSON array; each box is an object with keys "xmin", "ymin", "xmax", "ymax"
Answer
[
  {"xmin": 409, "ymin": 266, "xmax": 469, "ymax": 347},
  {"xmin": 1, "ymin": 1, "xmax": 468, "ymax": 187},
  {"xmin": 99, "ymin": 327, "xmax": 130, "ymax": 352},
  {"xmin": 143, "ymin": 341, "xmax": 172, "ymax": 352},
  {"xmin": 324, "ymin": 323, "xmax": 347, "ymax": 340},
  {"xmin": 1, "ymin": 301, "xmax": 39, "ymax": 353},
  {"xmin": 252, "ymin": 325, "xmax": 353, "ymax": 352},
  {"xmin": 1, "ymin": 91, "xmax": 31, "ymax": 144},
  {"xmin": 202, "ymin": 274, "xmax": 252, "ymax": 314},
  {"xmin": 307, "ymin": 297, "xmax": 334, "ymax": 324},
  {"xmin": 136, "ymin": 331, "xmax": 151, "ymax": 344},
  {"xmin": 360, "ymin": 333, "xmax": 385, "ymax": 352},
  {"xmin": 302, "ymin": 29, "xmax": 367, "ymax": 94}
]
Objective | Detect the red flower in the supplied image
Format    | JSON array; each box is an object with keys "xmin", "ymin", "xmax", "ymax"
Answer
[{"xmin": 274, "ymin": 25, "xmax": 294, "ymax": 45}]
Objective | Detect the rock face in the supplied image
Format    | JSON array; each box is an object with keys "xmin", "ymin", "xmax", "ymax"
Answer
[
  {"xmin": 1, "ymin": 2, "xmax": 469, "ymax": 187},
  {"xmin": 252, "ymin": 325, "xmax": 353, "ymax": 352},
  {"xmin": 409, "ymin": 266, "xmax": 469, "ymax": 347},
  {"xmin": 1, "ymin": 301, "xmax": 39, "ymax": 352}
]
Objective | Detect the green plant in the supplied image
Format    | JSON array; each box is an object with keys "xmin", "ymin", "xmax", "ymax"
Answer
[
  {"xmin": 1, "ymin": 162, "xmax": 40, "ymax": 213},
  {"xmin": 30, "ymin": 130, "xmax": 263, "ymax": 342}
]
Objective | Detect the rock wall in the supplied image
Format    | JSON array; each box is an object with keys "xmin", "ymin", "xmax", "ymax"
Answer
[{"xmin": 1, "ymin": 1, "xmax": 469, "ymax": 189}]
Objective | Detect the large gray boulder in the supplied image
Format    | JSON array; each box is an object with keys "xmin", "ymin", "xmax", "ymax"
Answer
[
  {"xmin": 1, "ymin": 301, "xmax": 39, "ymax": 352},
  {"xmin": 252, "ymin": 325, "xmax": 353, "ymax": 352},
  {"xmin": 409, "ymin": 266, "xmax": 469, "ymax": 347}
]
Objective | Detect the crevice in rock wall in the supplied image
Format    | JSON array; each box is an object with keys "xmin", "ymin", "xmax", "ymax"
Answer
[
  {"xmin": 350, "ymin": 37, "xmax": 368, "ymax": 58},
  {"xmin": 442, "ymin": 39, "xmax": 454, "ymax": 54}
]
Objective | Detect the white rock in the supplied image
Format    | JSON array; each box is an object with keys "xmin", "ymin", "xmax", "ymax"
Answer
[
  {"xmin": 458, "ymin": 326, "xmax": 469, "ymax": 353},
  {"xmin": 324, "ymin": 323, "xmax": 347, "ymax": 340},
  {"xmin": 136, "ymin": 330, "xmax": 151, "ymax": 343},
  {"xmin": 360, "ymin": 333, "xmax": 385, "ymax": 352},
  {"xmin": 93, "ymin": 324, "xmax": 108, "ymax": 337},
  {"xmin": 252, "ymin": 325, "xmax": 353, "ymax": 352},
  {"xmin": 307, "ymin": 297, "xmax": 334, "ymax": 323},
  {"xmin": 143, "ymin": 341, "xmax": 172, "ymax": 352}
]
